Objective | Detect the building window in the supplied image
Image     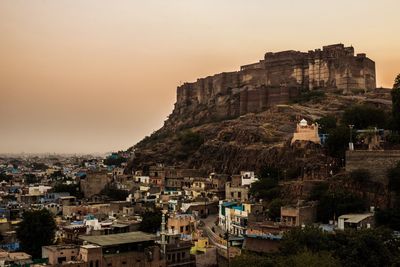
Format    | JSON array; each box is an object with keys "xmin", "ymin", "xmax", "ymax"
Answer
[
  {"xmin": 238, "ymin": 192, "xmax": 241, "ymax": 198},
  {"xmin": 58, "ymin": 257, "xmax": 67, "ymax": 264},
  {"xmin": 180, "ymin": 226, "xmax": 184, "ymax": 233}
]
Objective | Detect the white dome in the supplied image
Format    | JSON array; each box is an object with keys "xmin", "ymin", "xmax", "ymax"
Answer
[{"xmin": 299, "ymin": 119, "xmax": 308, "ymax": 126}]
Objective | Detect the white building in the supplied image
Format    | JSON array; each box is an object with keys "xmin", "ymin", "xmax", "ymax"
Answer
[
  {"xmin": 240, "ymin": 171, "xmax": 258, "ymax": 186},
  {"xmin": 28, "ymin": 185, "xmax": 52, "ymax": 196},
  {"xmin": 134, "ymin": 176, "xmax": 150, "ymax": 184},
  {"xmin": 338, "ymin": 213, "xmax": 374, "ymax": 230}
]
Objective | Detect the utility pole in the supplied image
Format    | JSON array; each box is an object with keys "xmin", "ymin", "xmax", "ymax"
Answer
[{"xmin": 349, "ymin": 124, "xmax": 354, "ymax": 151}]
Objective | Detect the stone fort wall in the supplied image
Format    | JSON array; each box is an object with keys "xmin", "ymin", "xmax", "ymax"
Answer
[
  {"xmin": 346, "ymin": 150, "xmax": 400, "ymax": 184},
  {"xmin": 166, "ymin": 44, "xmax": 375, "ymax": 128}
]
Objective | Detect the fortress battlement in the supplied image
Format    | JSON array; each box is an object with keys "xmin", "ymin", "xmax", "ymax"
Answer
[{"xmin": 167, "ymin": 44, "xmax": 376, "ymax": 129}]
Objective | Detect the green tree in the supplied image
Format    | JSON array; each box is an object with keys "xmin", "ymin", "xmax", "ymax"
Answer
[
  {"xmin": 103, "ymin": 154, "xmax": 127, "ymax": 167},
  {"xmin": 259, "ymin": 165, "xmax": 282, "ymax": 180},
  {"xmin": 276, "ymin": 251, "xmax": 340, "ymax": 267},
  {"xmin": 267, "ymin": 198, "xmax": 284, "ymax": 221},
  {"xmin": 178, "ymin": 130, "xmax": 204, "ymax": 151},
  {"xmin": 388, "ymin": 162, "xmax": 400, "ymax": 194},
  {"xmin": 316, "ymin": 115, "xmax": 337, "ymax": 134},
  {"xmin": 231, "ymin": 252, "xmax": 274, "ymax": 267},
  {"xmin": 52, "ymin": 183, "xmax": 83, "ymax": 198},
  {"xmin": 24, "ymin": 173, "xmax": 38, "ymax": 184},
  {"xmin": 326, "ymin": 126, "xmax": 350, "ymax": 158},
  {"xmin": 308, "ymin": 182, "xmax": 329, "ymax": 201},
  {"xmin": 100, "ymin": 184, "xmax": 129, "ymax": 201},
  {"xmin": 139, "ymin": 211, "xmax": 162, "ymax": 233},
  {"xmin": 332, "ymin": 228, "xmax": 400, "ymax": 267},
  {"xmin": 375, "ymin": 208, "xmax": 400, "ymax": 230},
  {"xmin": 249, "ymin": 178, "xmax": 280, "ymax": 201},
  {"xmin": 0, "ymin": 172, "xmax": 12, "ymax": 182},
  {"xmin": 342, "ymin": 105, "xmax": 386, "ymax": 129},
  {"xmin": 16, "ymin": 209, "xmax": 56, "ymax": 258},
  {"xmin": 317, "ymin": 189, "xmax": 366, "ymax": 223},
  {"xmin": 394, "ymin": 74, "xmax": 400, "ymax": 88},
  {"xmin": 280, "ymin": 226, "xmax": 332, "ymax": 255},
  {"xmin": 391, "ymin": 74, "xmax": 400, "ymax": 130},
  {"xmin": 349, "ymin": 169, "xmax": 371, "ymax": 186}
]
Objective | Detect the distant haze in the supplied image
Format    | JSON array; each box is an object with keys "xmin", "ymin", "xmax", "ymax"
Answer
[{"xmin": 0, "ymin": 0, "xmax": 399, "ymax": 153}]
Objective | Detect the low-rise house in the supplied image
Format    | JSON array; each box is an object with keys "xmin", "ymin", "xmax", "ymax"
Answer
[
  {"xmin": 219, "ymin": 202, "xmax": 262, "ymax": 237},
  {"xmin": 280, "ymin": 203, "xmax": 317, "ymax": 227},
  {"xmin": 240, "ymin": 171, "xmax": 258, "ymax": 186},
  {"xmin": 167, "ymin": 214, "xmax": 196, "ymax": 236},
  {"xmin": 79, "ymin": 231, "xmax": 165, "ymax": 267},
  {"xmin": 163, "ymin": 232, "xmax": 196, "ymax": 267},
  {"xmin": 338, "ymin": 213, "xmax": 374, "ymax": 230},
  {"xmin": 134, "ymin": 175, "xmax": 150, "ymax": 184},
  {"xmin": 0, "ymin": 250, "xmax": 32, "ymax": 266},
  {"xmin": 42, "ymin": 244, "xmax": 80, "ymax": 265}
]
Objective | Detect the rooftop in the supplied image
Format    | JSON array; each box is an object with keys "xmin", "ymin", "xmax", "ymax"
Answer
[
  {"xmin": 79, "ymin": 231, "xmax": 156, "ymax": 247},
  {"xmin": 42, "ymin": 245, "xmax": 79, "ymax": 251},
  {"xmin": 338, "ymin": 213, "xmax": 374, "ymax": 224}
]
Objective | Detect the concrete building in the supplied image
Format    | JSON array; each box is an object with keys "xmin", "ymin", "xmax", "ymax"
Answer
[
  {"xmin": 164, "ymin": 233, "xmax": 195, "ymax": 267},
  {"xmin": 280, "ymin": 203, "xmax": 317, "ymax": 227},
  {"xmin": 42, "ymin": 245, "xmax": 80, "ymax": 265},
  {"xmin": 167, "ymin": 214, "xmax": 196, "ymax": 236},
  {"xmin": 219, "ymin": 202, "xmax": 262, "ymax": 237},
  {"xmin": 79, "ymin": 232, "xmax": 165, "ymax": 267},
  {"xmin": 240, "ymin": 171, "xmax": 258, "ymax": 186},
  {"xmin": 338, "ymin": 213, "xmax": 374, "ymax": 230}
]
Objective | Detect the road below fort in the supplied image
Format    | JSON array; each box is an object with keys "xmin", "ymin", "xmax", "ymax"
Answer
[{"xmin": 200, "ymin": 214, "xmax": 227, "ymax": 249}]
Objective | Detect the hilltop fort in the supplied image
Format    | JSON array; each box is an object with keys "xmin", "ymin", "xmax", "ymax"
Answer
[{"xmin": 166, "ymin": 44, "xmax": 375, "ymax": 129}]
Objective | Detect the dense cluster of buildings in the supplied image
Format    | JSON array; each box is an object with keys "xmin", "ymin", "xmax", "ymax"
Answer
[{"xmin": 0, "ymin": 148, "xmax": 380, "ymax": 267}]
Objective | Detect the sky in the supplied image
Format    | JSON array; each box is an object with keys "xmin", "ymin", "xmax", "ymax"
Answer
[{"xmin": 0, "ymin": 0, "xmax": 399, "ymax": 154}]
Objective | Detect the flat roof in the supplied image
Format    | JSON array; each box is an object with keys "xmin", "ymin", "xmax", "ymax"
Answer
[
  {"xmin": 339, "ymin": 213, "xmax": 373, "ymax": 224},
  {"xmin": 79, "ymin": 231, "xmax": 156, "ymax": 247}
]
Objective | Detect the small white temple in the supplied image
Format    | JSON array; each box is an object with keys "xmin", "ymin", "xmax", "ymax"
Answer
[{"xmin": 291, "ymin": 119, "xmax": 321, "ymax": 145}]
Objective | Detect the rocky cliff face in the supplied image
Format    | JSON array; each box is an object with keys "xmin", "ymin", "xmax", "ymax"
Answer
[{"xmin": 128, "ymin": 91, "xmax": 391, "ymax": 175}]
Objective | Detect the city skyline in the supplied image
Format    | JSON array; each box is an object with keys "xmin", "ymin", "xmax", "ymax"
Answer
[{"xmin": 1, "ymin": 0, "xmax": 399, "ymax": 153}]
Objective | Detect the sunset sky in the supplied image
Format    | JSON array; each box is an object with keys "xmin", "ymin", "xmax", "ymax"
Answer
[{"xmin": 0, "ymin": 0, "xmax": 399, "ymax": 154}]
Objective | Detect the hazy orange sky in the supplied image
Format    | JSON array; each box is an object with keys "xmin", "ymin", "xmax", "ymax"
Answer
[{"xmin": 0, "ymin": 0, "xmax": 399, "ymax": 154}]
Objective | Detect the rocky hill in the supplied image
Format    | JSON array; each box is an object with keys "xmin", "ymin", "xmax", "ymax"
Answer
[
  {"xmin": 127, "ymin": 89, "xmax": 392, "ymax": 175},
  {"xmin": 126, "ymin": 44, "xmax": 388, "ymax": 175}
]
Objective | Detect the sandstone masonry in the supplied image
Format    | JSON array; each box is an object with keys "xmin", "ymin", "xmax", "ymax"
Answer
[{"xmin": 165, "ymin": 44, "xmax": 375, "ymax": 129}]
